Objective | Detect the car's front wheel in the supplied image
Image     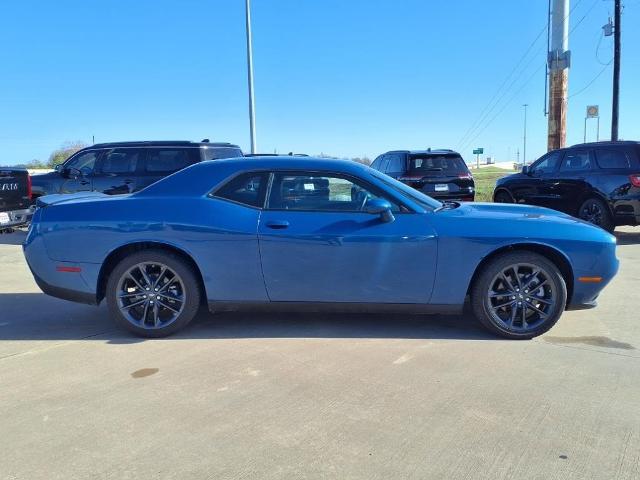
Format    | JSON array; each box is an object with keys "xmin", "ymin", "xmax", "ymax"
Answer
[
  {"xmin": 106, "ymin": 250, "xmax": 201, "ymax": 337},
  {"xmin": 470, "ymin": 251, "xmax": 567, "ymax": 339},
  {"xmin": 493, "ymin": 190, "xmax": 513, "ymax": 203}
]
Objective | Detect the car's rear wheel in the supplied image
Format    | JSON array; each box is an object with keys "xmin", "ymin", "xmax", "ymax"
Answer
[
  {"xmin": 470, "ymin": 251, "xmax": 567, "ymax": 339},
  {"xmin": 578, "ymin": 197, "xmax": 614, "ymax": 232},
  {"xmin": 106, "ymin": 250, "xmax": 201, "ymax": 337},
  {"xmin": 493, "ymin": 190, "xmax": 513, "ymax": 203}
]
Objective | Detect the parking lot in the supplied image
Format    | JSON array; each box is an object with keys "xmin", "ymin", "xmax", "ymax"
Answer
[{"xmin": 1, "ymin": 228, "xmax": 639, "ymax": 479}]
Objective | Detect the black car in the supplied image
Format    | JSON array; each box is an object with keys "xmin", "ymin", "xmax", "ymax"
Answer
[
  {"xmin": 31, "ymin": 140, "xmax": 243, "ymax": 200},
  {"xmin": 371, "ymin": 149, "xmax": 475, "ymax": 201},
  {"xmin": 0, "ymin": 167, "xmax": 32, "ymax": 231},
  {"xmin": 493, "ymin": 141, "xmax": 640, "ymax": 232}
]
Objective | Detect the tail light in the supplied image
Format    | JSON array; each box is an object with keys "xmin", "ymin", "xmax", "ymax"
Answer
[
  {"xmin": 458, "ymin": 173, "xmax": 473, "ymax": 180},
  {"xmin": 27, "ymin": 174, "xmax": 32, "ymax": 200},
  {"xmin": 630, "ymin": 174, "xmax": 640, "ymax": 188}
]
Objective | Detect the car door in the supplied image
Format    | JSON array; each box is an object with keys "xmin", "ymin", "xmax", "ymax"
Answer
[
  {"xmin": 57, "ymin": 150, "xmax": 101, "ymax": 193},
  {"xmin": 548, "ymin": 149, "xmax": 595, "ymax": 214},
  {"xmin": 510, "ymin": 151, "xmax": 563, "ymax": 207},
  {"xmin": 258, "ymin": 171, "xmax": 438, "ymax": 304},
  {"xmin": 139, "ymin": 147, "xmax": 200, "ymax": 190},
  {"xmin": 92, "ymin": 148, "xmax": 143, "ymax": 195}
]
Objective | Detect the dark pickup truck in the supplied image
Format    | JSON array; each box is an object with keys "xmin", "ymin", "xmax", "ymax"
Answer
[{"xmin": 0, "ymin": 167, "xmax": 33, "ymax": 232}]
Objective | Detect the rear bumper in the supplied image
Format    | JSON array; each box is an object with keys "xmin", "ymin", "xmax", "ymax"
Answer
[
  {"xmin": 30, "ymin": 269, "xmax": 97, "ymax": 305},
  {"xmin": 0, "ymin": 207, "xmax": 34, "ymax": 230},
  {"xmin": 23, "ymin": 233, "xmax": 99, "ymax": 305}
]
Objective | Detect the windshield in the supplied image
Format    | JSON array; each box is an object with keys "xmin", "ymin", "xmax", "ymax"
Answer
[
  {"xmin": 370, "ymin": 170, "xmax": 442, "ymax": 211},
  {"xmin": 408, "ymin": 154, "xmax": 468, "ymax": 176}
]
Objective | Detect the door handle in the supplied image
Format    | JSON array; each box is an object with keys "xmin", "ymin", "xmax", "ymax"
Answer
[
  {"xmin": 80, "ymin": 180, "xmax": 90, "ymax": 185},
  {"xmin": 265, "ymin": 220, "xmax": 290, "ymax": 230},
  {"xmin": 123, "ymin": 179, "xmax": 133, "ymax": 184}
]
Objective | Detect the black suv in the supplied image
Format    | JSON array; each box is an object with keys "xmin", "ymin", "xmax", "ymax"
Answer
[
  {"xmin": 31, "ymin": 140, "xmax": 243, "ymax": 199},
  {"xmin": 494, "ymin": 141, "xmax": 640, "ymax": 232},
  {"xmin": 371, "ymin": 149, "xmax": 475, "ymax": 201}
]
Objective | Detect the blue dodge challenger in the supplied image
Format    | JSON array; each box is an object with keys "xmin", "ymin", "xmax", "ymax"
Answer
[{"xmin": 24, "ymin": 157, "xmax": 619, "ymax": 339}]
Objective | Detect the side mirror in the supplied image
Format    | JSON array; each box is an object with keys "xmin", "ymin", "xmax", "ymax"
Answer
[
  {"xmin": 66, "ymin": 167, "xmax": 82, "ymax": 179},
  {"xmin": 54, "ymin": 164, "xmax": 63, "ymax": 173},
  {"xmin": 365, "ymin": 198, "xmax": 395, "ymax": 223},
  {"xmin": 522, "ymin": 165, "xmax": 530, "ymax": 175}
]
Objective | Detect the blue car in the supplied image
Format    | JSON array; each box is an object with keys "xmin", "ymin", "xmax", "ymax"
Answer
[{"xmin": 24, "ymin": 157, "xmax": 619, "ymax": 339}]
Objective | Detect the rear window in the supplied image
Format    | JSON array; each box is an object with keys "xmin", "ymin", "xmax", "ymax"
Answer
[
  {"xmin": 213, "ymin": 172, "xmax": 267, "ymax": 208},
  {"xmin": 408, "ymin": 155, "xmax": 468, "ymax": 175},
  {"xmin": 202, "ymin": 146, "xmax": 243, "ymax": 161},
  {"xmin": 595, "ymin": 149, "xmax": 631, "ymax": 169}
]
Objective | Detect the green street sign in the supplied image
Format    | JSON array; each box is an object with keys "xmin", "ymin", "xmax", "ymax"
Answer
[{"xmin": 473, "ymin": 148, "xmax": 484, "ymax": 155}]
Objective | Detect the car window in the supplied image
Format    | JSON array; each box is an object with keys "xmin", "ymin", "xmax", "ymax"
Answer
[
  {"xmin": 212, "ymin": 172, "xmax": 267, "ymax": 208},
  {"xmin": 101, "ymin": 149, "xmax": 140, "ymax": 174},
  {"xmin": 379, "ymin": 155, "xmax": 391, "ymax": 173},
  {"xmin": 595, "ymin": 149, "xmax": 631, "ymax": 169},
  {"xmin": 408, "ymin": 155, "xmax": 467, "ymax": 175},
  {"xmin": 370, "ymin": 170, "xmax": 441, "ymax": 210},
  {"xmin": 560, "ymin": 150, "xmax": 592, "ymax": 172},
  {"xmin": 145, "ymin": 148, "xmax": 194, "ymax": 173},
  {"xmin": 387, "ymin": 154, "xmax": 405, "ymax": 173},
  {"xmin": 64, "ymin": 151, "xmax": 99, "ymax": 175},
  {"xmin": 371, "ymin": 155, "xmax": 383, "ymax": 170},
  {"xmin": 267, "ymin": 173, "xmax": 399, "ymax": 212},
  {"xmin": 530, "ymin": 151, "xmax": 562, "ymax": 175},
  {"xmin": 202, "ymin": 146, "xmax": 243, "ymax": 161}
]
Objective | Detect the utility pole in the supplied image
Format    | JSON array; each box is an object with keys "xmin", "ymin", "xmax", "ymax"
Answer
[
  {"xmin": 523, "ymin": 104, "xmax": 528, "ymax": 165},
  {"xmin": 611, "ymin": 0, "xmax": 621, "ymax": 141},
  {"xmin": 547, "ymin": 0, "xmax": 571, "ymax": 151},
  {"xmin": 245, "ymin": 0, "xmax": 257, "ymax": 153}
]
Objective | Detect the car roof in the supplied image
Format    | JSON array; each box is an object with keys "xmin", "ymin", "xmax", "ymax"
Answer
[
  {"xmin": 90, "ymin": 140, "xmax": 241, "ymax": 148},
  {"xmin": 384, "ymin": 149, "xmax": 461, "ymax": 156},
  {"xmin": 569, "ymin": 140, "xmax": 639, "ymax": 148},
  {"xmin": 200, "ymin": 155, "xmax": 367, "ymax": 173},
  {"xmin": 138, "ymin": 156, "xmax": 371, "ymax": 198}
]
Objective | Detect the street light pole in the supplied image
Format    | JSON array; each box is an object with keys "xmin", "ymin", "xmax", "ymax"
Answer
[
  {"xmin": 523, "ymin": 104, "xmax": 528, "ymax": 165},
  {"xmin": 245, "ymin": 0, "xmax": 257, "ymax": 153}
]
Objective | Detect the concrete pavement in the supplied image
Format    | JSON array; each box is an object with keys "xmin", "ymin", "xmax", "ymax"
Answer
[{"xmin": 1, "ymin": 228, "xmax": 639, "ymax": 479}]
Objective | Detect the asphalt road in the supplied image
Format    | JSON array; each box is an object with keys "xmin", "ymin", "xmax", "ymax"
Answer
[{"xmin": 1, "ymin": 228, "xmax": 639, "ymax": 480}]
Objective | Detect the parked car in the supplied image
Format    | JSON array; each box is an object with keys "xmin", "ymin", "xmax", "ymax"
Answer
[
  {"xmin": 0, "ymin": 167, "xmax": 32, "ymax": 232},
  {"xmin": 493, "ymin": 141, "xmax": 640, "ymax": 232},
  {"xmin": 31, "ymin": 140, "xmax": 243, "ymax": 200},
  {"xmin": 371, "ymin": 149, "xmax": 475, "ymax": 201},
  {"xmin": 25, "ymin": 157, "xmax": 618, "ymax": 340}
]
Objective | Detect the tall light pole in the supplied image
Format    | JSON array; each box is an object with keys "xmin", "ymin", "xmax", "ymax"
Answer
[
  {"xmin": 245, "ymin": 0, "xmax": 257, "ymax": 153},
  {"xmin": 523, "ymin": 104, "xmax": 528, "ymax": 165}
]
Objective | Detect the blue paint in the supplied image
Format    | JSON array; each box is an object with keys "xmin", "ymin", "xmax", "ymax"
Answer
[{"xmin": 24, "ymin": 157, "xmax": 618, "ymax": 313}]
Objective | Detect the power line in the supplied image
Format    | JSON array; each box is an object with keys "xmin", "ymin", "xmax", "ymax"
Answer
[
  {"xmin": 461, "ymin": 64, "xmax": 545, "ymax": 153},
  {"xmin": 456, "ymin": 0, "xmax": 589, "ymax": 152},
  {"xmin": 568, "ymin": 63, "xmax": 611, "ymax": 99}
]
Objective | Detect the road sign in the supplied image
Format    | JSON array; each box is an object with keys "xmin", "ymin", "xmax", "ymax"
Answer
[
  {"xmin": 586, "ymin": 105, "xmax": 599, "ymax": 118},
  {"xmin": 473, "ymin": 148, "xmax": 484, "ymax": 155}
]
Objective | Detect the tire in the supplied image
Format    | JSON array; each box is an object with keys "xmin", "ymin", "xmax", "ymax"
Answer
[
  {"xmin": 106, "ymin": 249, "xmax": 201, "ymax": 337},
  {"xmin": 470, "ymin": 251, "xmax": 567, "ymax": 339},
  {"xmin": 578, "ymin": 197, "xmax": 614, "ymax": 232},
  {"xmin": 493, "ymin": 190, "xmax": 513, "ymax": 203}
]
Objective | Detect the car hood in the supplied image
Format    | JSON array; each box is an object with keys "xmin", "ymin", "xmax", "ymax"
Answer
[{"xmin": 436, "ymin": 202, "xmax": 616, "ymax": 244}]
